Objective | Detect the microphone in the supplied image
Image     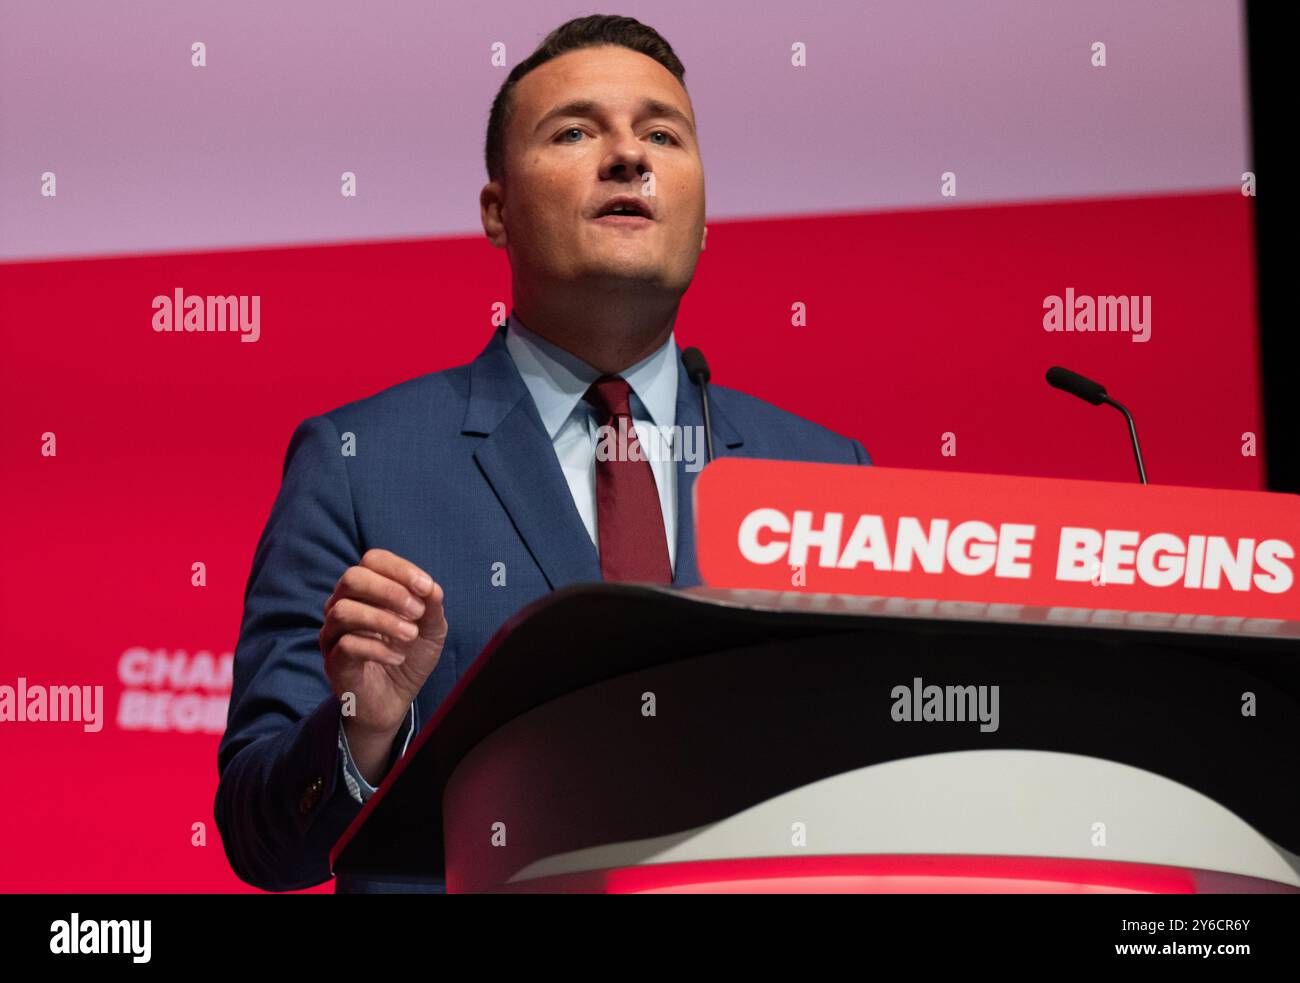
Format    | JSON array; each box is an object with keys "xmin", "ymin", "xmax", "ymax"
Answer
[
  {"xmin": 1046, "ymin": 366, "xmax": 1148, "ymax": 484},
  {"xmin": 681, "ymin": 347, "xmax": 716, "ymax": 463}
]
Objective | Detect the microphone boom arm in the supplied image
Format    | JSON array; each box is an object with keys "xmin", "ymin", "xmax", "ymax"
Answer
[{"xmin": 1099, "ymin": 394, "xmax": 1148, "ymax": 485}]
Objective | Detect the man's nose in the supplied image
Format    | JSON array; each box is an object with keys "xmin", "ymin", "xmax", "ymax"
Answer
[{"xmin": 600, "ymin": 130, "xmax": 650, "ymax": 180}]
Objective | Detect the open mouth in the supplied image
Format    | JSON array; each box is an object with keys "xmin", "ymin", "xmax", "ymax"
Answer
[{"xmin": 593, "ymin": 197, "xmax": 655, "ymax": 224}]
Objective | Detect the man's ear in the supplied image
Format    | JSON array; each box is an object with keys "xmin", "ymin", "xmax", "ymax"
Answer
[{"xmin": 480, "ymin": 181, "xmax": 508, "ymax": 249}]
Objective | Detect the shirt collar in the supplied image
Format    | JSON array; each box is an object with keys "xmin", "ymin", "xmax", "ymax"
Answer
[{"xmin": 504, "ymin": 310, "xmax": 678, "ymax": 439}]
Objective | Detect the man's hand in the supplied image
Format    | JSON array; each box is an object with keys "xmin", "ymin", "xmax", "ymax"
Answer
[{"xmin": 320, "ymin": 548, "xmax": 448, "ymax": 784}]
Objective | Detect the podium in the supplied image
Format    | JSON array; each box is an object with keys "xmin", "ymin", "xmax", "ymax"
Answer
[
  {"xmin": 332, "ymin": 460, "xmax": 1300, "ymax": 892},
  {"xmin": 330, "ymin": 582, "xmax": 1300, "ymax": 893}
]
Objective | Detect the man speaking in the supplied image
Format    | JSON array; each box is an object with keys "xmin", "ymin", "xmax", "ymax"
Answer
[{"xmin": 215, "ymin": 14, "xmax": 872, "ymax": 893}]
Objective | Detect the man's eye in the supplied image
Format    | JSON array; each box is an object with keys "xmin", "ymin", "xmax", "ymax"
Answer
[
  {"xmin": 649, "ymin": 130, "xmax": 677, "ymax": 146},
  {"xmin": 558, "ymin": 127, "xmax": 584, "ymax": 143}
]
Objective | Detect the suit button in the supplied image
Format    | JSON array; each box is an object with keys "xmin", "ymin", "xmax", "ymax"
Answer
[{"xmin": 299, "ymin": 776, "xmax": 325, "ymax": 815}]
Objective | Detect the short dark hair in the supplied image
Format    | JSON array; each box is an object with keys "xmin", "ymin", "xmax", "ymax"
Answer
[{"xmin": 484, "ymin": 15, "xmax": 688, "ymax": 184}]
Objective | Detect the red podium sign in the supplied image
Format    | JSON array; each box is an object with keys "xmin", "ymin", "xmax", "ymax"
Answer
[{"xmin": 694, "ymin": 460, "xmax": 1300, "ymax": 621}]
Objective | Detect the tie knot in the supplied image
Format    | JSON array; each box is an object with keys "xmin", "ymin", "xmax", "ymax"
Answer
[{"xmin": 583, "ymin": 375, "xmax": 634, "ymax": 422}]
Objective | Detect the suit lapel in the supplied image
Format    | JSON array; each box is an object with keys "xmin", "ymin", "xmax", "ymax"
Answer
[
  {"xmin": 672, "ymin": 348, "xmax": 744, "ymax": 587},
  {"xmin": 465, "ymin": 328, "xmax": 601, "ymax": 589}
]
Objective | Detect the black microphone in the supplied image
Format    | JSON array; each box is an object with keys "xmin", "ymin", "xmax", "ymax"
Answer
[
  {"xmin": 1046, "ymin": 366, "xmax": 1148, "ymax": 484},
  {"xmin": 681, "ymin": 347, "xmax": 716, "ymax": 463}
]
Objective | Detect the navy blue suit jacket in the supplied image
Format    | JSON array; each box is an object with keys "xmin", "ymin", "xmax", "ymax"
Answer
[{"xmin": 215, "ymin": 325, "xmax": 871, "ymax": 892}]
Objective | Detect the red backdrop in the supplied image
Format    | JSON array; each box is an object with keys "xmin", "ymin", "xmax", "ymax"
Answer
[{"xmin": 0, "ymin": 189, "xmax": 1263, "ymax": 890}]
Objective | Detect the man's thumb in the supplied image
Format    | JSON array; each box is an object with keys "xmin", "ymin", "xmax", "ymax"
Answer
[{"xmin": 416, "ymin": 582, "xmax": 448, "ymax": 639}]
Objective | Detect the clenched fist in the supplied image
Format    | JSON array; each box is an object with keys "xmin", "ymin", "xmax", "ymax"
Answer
[{"xmin": 320, "ymin": 548, "xmax": 448, "ymax": 784}]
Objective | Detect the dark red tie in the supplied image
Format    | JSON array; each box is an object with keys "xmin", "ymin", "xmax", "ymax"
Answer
[{"xmin": 584, "ymin": 375, "xmax": 672, "ymax": 584}]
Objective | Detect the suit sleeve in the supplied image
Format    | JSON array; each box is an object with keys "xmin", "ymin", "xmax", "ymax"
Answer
[
  {"xmin": 214, "ymin": 413, "xmax": 367, "ymax": 891},
  {"xmin": 851, "ymin": 438, "xmax": 873, "ymax": 466}
]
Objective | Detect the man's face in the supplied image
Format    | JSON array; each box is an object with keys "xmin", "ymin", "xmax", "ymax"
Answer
[{"xmin": 483, "ymin": 45, "xmax": 706, "ymax": 295}]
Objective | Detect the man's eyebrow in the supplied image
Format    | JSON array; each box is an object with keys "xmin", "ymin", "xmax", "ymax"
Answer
[{"xmin": 532, "ymin": 97, "xmax": 695, "ymax": 136}]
